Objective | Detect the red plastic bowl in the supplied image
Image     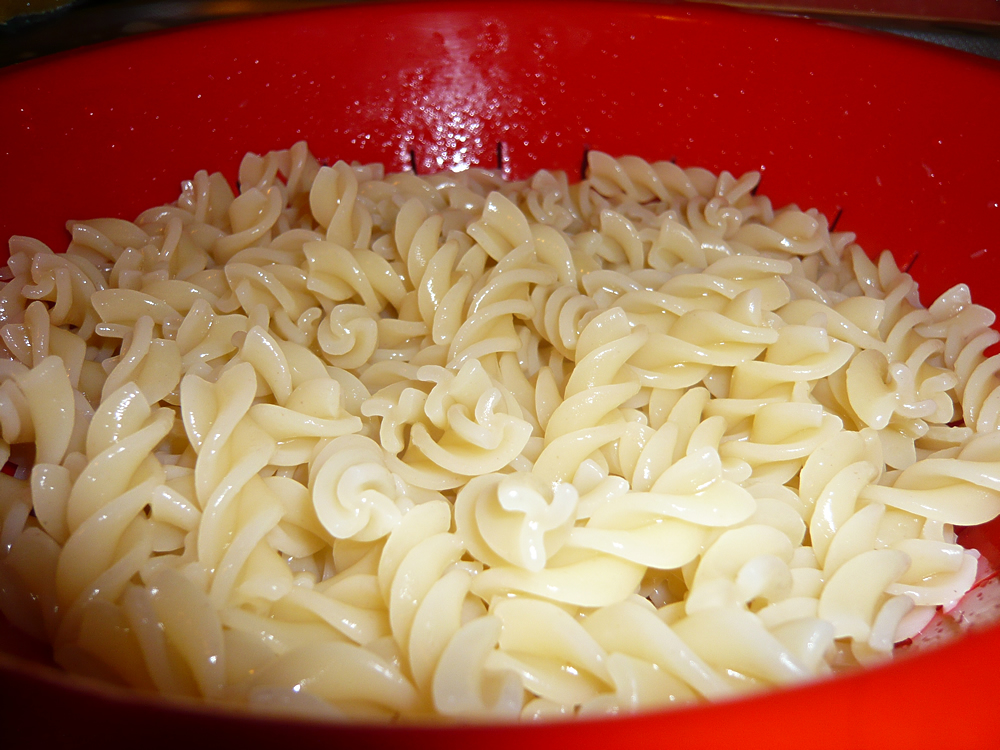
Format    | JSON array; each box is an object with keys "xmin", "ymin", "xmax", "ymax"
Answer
[{"xmin": 2, "ymin": 2, "xmax": 1000, "ymax": 747}]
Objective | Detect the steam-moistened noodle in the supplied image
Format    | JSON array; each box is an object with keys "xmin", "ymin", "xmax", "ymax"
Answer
[{"xmin": 1, "ymin": 143, "xmax": 999, "ymax": 721}]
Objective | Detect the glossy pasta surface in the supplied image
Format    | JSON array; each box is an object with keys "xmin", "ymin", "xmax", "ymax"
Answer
[{"xmin": 0, "ymin": 144, "xmax": 998, "ymax": 721}]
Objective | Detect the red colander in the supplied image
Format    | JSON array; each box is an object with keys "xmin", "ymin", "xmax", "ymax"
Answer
[{"xmin": 1, "ymin": 2, "xmax": 1000, "ymax": 747}]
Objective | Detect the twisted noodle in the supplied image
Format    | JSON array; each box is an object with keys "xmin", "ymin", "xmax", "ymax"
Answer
[{"xmin": 1, "ymin": 143, "xmax": 999, "ymax": 721}]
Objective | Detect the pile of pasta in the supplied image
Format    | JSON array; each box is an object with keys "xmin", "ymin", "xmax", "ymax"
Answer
[{"xmin": 1, "ymin": 143, "xmax": 999, "ymax": 721}]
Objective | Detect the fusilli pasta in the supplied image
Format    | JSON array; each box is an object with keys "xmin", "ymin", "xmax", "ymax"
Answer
[{"xmin": 1, "ymin": 143, "xmax": 998, "ymax": 721}]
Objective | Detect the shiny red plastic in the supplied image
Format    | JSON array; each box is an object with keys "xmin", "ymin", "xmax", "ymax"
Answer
[{"xmin": 2, "ymin": 1, "xmax": 1000, "ymax": 747}]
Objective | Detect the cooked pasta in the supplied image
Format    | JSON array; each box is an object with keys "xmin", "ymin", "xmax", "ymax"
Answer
[{"xmin": 1, "ymin": 142, "xmax": 998, "ymax": 721}]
